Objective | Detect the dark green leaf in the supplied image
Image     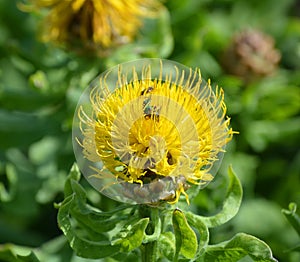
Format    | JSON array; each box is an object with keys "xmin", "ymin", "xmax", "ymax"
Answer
[
  {"xmin": 71, "ymin": 200, "xmax": 129, "ymax": 234},
  {"xmin": 57, "ymin": 195, "xmax": 121, "ymax": 259},
  {"xmin": 68, "ymin": 176, "xmax": 130, "ymax": 233},
  {"xmin": 56, "ymin": 165, "xmax": 140, "ymax": 258}
]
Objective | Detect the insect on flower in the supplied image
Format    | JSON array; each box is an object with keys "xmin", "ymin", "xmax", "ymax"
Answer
[{"xmin": 72, "ymin": 59, "xmax": 236, "ymax": 205}]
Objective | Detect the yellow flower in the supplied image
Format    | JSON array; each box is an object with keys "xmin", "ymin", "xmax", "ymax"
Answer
[
  {"xmin": 73, "ymin": 59, "xmax": 235, "ymax": 205},
  {"xmin": 22, "ymin": 0, "xmax": 160, "ymax": 53}
]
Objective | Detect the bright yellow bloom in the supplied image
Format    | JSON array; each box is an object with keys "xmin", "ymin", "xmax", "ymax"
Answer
[
  {"xmin": 22, "ymin": 0, "xmax": 160, "ymax": 52},
  {"xmin": 74, "ymin": 59, "xmax": 235, "ymax": 205}
]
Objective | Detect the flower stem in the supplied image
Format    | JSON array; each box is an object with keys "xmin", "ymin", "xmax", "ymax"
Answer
[
  {"xmin": 139, "ymin": 205, "xmax": 159, "ymax": 262},
  {"xmin": 141, "ymin": 239, "xmax": 157, "ymax": 262}
]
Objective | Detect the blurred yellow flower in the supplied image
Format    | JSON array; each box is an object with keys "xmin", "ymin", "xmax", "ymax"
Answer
[
  {"xmin": 22, "ymin": 0, "xmax": 160, "ymax": 52},
  {"xmin": 75, "ymin": 60, "xmax": 235, "ymax": 204}
]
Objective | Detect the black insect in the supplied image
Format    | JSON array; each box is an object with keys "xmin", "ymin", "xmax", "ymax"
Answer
[
  {"xmin": 140, "ymin": 86, "xmax": 154, "ymax": 95},
  {"xmin": 141, "ymin": 86, "xmax": 160, "ymax": 120}
]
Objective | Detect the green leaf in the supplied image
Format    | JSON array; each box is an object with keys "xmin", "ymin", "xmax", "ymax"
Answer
[
  {"xmin": 56, "ymin": 165, "xmax": 142, "ymax": 259},
  {"xmin": 0, "ymin": 244, "xmax": 40, "ymax": 262},
  {"xmin": 199, "ymin": 233, "xmax": 277, "ymax": 262},
  {"xmin": 282, "ymin": 202, "xmax": 300, "ymax": 236},
  {"xmin": 56, "ymin": 166, "xmax": 121, "ymax": 258},
  {"xmin": 0, "ymin": 164, "xmax": 17, "ymax": 202},
  {"xmin": 172, "ymin": 209, "xmax": 198, "ymax": 260},
  {"xmin": 72, "ymin": 203, "xmax": 129, "ymax": 234},
  {"xmin": 28, "ymin": 136, "xmax": 61, "ymax": 165},
  {"xmin": 112, "ymin": 218, "xmax": 149, "ymax": 252},
  {"xmin": 0, "ymin": 109, "xmax": 59, "ymax": 149},
  {"xmin": 0, "ymin": 246, "xmax": 16, "ymax": 262},
  {"xmin": 158, "ymin": 232, "xmax": 175, "ymax": 261},
  {"xmin": 233, "ymin": 199, "xmax": 289, "ymax": 238},
  {"xmin": 185, "ymin": 212, "xmax": 209, "ymax": 257},
  {"xmin": 63, "ymin": 163, "xmax": 81, "ymax": 198},
  {"xmin": 245, "ymin": 118, "xmax": 300, "ymax": 152},
  {"xmin": 291, "ymin": 244, "xmax": 300, "ymax": 252},
  {"xmin": 68, "ymin": 176, "xmax": 130, "ymax": 234},
  {"xmin": 17, "ymin": 252, "xmax": 40, "ymax": 262},
  {"xmin": 140, "ymin": 6, "xmax": 174, "ymax": 57},
  {"xmin": 29, "ymin": 70, "xmax": 49, "ymax": 92},
  {"xmin": 105, "ymin": 5, "xmax": 173, "ymax": 64},
  {"xmin": 57, "ymin": 195, "xmax": 121, "ymax": 259},
  {"xmin": 35, "ymin": 236, "xmax": 72, "ymax": 262},
  {"xmin": 57, "ymin": 164, "xmax": 131, "ymax": 231},
  {"xmin": 187, "ymin": 165, "xmax": 243, "ymax": 228},
  {"xmin": 70, "ymin": 178, "xmax": 86, "ymax": 200},
  {"xmin": 35, "ymin": 165, "xmax": 66, "ymax": 204}
]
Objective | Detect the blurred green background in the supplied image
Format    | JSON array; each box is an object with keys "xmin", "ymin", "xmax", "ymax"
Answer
[{"xmin": 0, "ymin": 0, "xmax": 299, "ymax": 261}]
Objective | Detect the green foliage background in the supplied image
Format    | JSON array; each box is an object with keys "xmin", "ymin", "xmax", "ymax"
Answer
[{"xmin": 0, "ymin": 0, "xmax": 299, "ymax": 261}]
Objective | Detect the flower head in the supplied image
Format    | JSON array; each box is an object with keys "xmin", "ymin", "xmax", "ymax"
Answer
[
  {"xmin": 22, "ymin": 0, "xmax": 160, "ymax": 53},
  {"xmin": 223, "ymin": 29, "xmax": 281, "ymax": 82},
  {"xmin": 73, "ymin": 59, "xmax": 235, "ymax": 205}
]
